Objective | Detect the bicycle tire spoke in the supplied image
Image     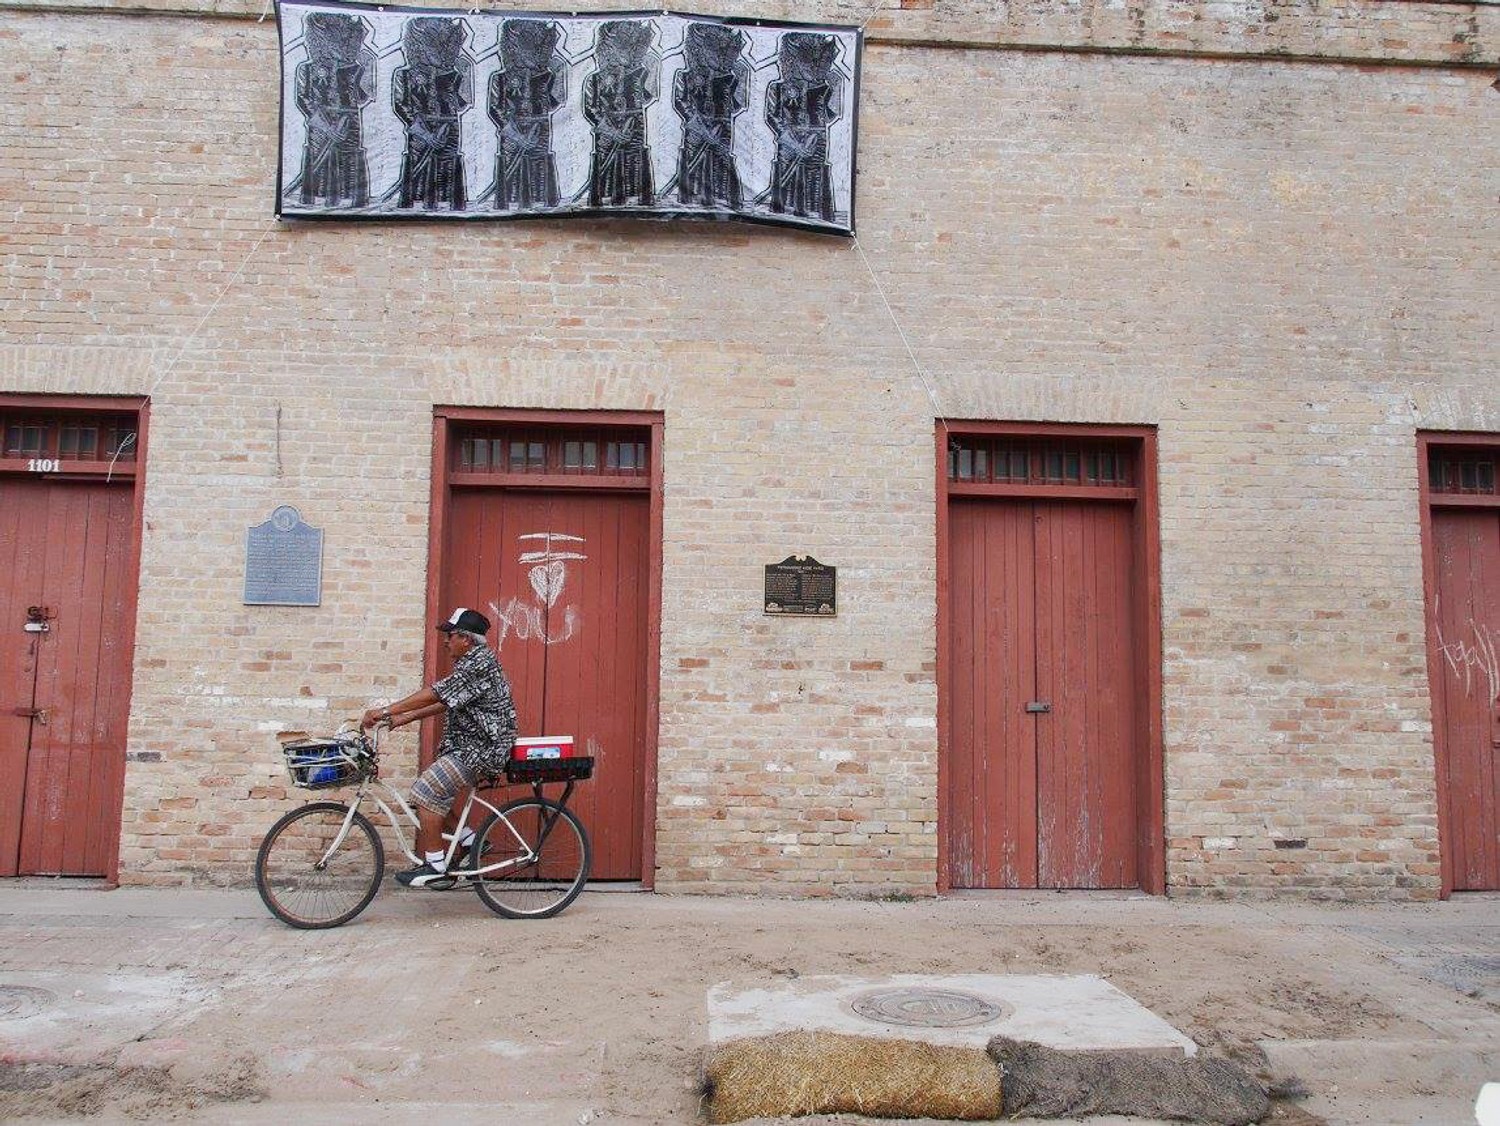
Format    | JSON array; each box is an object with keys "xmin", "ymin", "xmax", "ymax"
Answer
[
  {"xmin": 256, "ymin": 804, "xmax": 383, "ymax": 929},
  {"xmin": 471, "ymin": 799, "xmax": 590, "ymax": 919}
]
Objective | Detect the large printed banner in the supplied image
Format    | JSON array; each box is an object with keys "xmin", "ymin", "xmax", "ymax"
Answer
[{"xmin": 275, "ymin": 2, "xmax": 861, "ymax": 234}]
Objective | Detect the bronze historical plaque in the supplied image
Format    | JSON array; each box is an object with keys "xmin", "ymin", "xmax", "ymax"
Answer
[{"xmin": 764, "ymin": 555, "xmax": 836, "ymax": 616}]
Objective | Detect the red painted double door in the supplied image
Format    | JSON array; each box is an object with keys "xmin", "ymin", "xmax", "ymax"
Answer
[
  {"xmin": 947, "ymin": 497, "xmax": 1141, "ymax": 889},
  {"xmin": 443, "ymin": 487, "xmax": 650, "ymax": 880},
  {"xmin": 1429, "ymin": 504, "xmax": 1500, "ymax": 890},
  {"xmin": 1, "ymin": 477, "xmax": 137, "ymax": 877}
]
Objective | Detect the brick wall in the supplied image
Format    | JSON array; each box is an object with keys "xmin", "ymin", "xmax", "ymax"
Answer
[{"xmin": 2, "ymin": 3, "xmax": 1495, "ymax": 896}]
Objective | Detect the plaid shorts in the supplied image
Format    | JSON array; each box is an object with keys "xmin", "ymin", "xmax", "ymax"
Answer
[{"xmin": 410, "ymin": 753, "xmax": 476, "ymax": 815}]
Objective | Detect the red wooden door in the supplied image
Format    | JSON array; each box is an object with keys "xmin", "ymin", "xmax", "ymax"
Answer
[
  {"xmin": 445, "ymin": 487, "xmax": 649, "ymax": 880},
  {"xmin": 0, "ymin": 477, "xmax": 137, "ymax": 877},
  {"xmin": 947, "ymin": 497, "xmax": 1138, "ymax": 888},
  {"xmin": 1431, "ymin": 507, "xmax": 1500, "ymax": 890},
  {"xmin": 1034, "ymin": 501, "xmax": 1138, "ymax": 887},
  {"xmin": 947, "ymin": 500, "xmax": 1037, "ymax": 886}
]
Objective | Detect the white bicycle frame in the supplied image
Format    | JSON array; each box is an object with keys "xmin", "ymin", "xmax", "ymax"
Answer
[{"xmin": 312, "ymin": 729, "xmax": 539, "ymax": 878}]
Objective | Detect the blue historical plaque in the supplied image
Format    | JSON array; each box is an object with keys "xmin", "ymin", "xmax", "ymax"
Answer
[
  {"xmin": 764, "ymin": 555, "xmax": 836, "ymax": 616},
  {"xmin": 244, "ymin": 505, "xmax": 324, "ymax": 606}
]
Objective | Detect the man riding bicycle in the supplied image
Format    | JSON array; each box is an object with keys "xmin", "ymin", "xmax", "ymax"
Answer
[{"xmin": 360, "ymin": 607, "xmax": 518, "ymax": 887}]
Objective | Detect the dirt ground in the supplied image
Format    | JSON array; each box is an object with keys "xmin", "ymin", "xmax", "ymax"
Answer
[{"xmin": 0, "ymin": 883, "xmax": 1496, "ymax": 1124}]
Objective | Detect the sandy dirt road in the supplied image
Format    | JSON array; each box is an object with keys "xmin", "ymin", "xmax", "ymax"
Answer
[{"xmin": 0, "ymin": 885, "xmax": 1496, "ymax": 1124}]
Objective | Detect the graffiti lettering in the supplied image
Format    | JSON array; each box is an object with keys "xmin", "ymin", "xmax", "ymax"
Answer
[
  {"xmin": 488, "ymin": 596, "xmax": 580, "ymax": 648},
  {"xmin": 487, "ymin": 531, "xmax": 588, "ymax": 649},
  {"xmin": 1435, "ymin": 619, "xmax": 1499, "ymax": 702}
]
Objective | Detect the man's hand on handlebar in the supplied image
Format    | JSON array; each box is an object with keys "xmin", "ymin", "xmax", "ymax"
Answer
[
  {"xmin": 360, "ymin": 696, "xmax": 448, "ymax": 732},
  {"xmin": 360, "ymin": 706, "xmax": 395, "ymax": 731}
]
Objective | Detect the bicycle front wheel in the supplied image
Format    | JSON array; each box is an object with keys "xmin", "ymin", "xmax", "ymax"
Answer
[
  {"xmin": 255, "ymin": 801, "xmax": 385, "ymax": 929},
  {"xmin": 471, "ymin": 798, "xmax": 590, "ymax": 919}
]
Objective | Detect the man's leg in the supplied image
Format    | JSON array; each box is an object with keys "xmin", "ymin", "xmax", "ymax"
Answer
[
  {"xmin": 403, "ymin": 755, "xmax": 474, "ymax": 884},
  {"xmin": 416, "ymin": 803, "xmax": 445, "ymax": 856},
  {"xmin": 415, "ymin": 801, "xmax": 470, "ymax": 856}
]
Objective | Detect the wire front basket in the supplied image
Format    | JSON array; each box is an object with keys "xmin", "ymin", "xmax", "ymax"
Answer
[{"xmin": 281, "ymin": 734, "xmax": 375, "ymax": 790}]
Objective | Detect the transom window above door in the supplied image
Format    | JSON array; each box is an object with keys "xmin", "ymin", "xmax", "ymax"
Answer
[
  {"xmin": 453, "ymin": 424, "xmax": 650, "ymax": 480},
  {"xmin": 1429, "ymin": 448, "xmax": 1497, "ymax": 497},
  {"xmin": 947, "ymin": 436, "xmax": 1134, "ymax": 488},
  {"xmin": 1, "ymin": 409, "xmax": 137, "ymax": 464}
]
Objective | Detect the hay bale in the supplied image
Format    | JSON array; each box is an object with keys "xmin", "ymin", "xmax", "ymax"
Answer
[
  {"xmin": 703, "ymin": 1031, "xmax": 1003, "ymax": 1124},
  {"xmin": 986, "ymin": 1035, "xmax": 1270, "ymax": 1125}
]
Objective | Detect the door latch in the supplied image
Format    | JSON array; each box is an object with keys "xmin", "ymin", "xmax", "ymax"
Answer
[
  {"xmin": 1025, "ymin": 701, "xmax": 1052, "ymax": 714},
  {"xmin": 23, "ymin": 606, "xmax": 52, "ymax": 633},
  {"xmin": 11, "ymin": 707, "xmax": 46, "ymax": 725}
]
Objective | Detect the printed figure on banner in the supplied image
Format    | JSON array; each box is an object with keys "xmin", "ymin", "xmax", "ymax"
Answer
[
  {"xmin": 293, "ymin": 11, "xmax": 375, "ymax": 208},
  {"xmin": 583, "ymin": 20, "xmax": 660, "ymax": 208},
  {"xmin": 672, "ymin": 23, "xmax": 749, "ymax": 210},
  {"xmin": 392, "ymin": 16, "xmax": 473, "ymax": 211},
  {"xmin": 488, "ymin": 19, "xmax": 567, "ymax": 211},
  {"xmin": 764, "ymin": 32, "xmax": 847, "ymax": 224}
]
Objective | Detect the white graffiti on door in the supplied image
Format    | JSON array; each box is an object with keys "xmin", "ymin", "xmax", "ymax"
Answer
[
  {"xmin": 489, "ymin": 532, "xmax": 587, "ymax": 648},
  {"xmin": 1435, "ymin": 618, "xmax": 1499, "ymax": 702}
]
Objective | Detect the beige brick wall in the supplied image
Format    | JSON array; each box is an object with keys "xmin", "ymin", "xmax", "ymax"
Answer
[
  {"xmin": 2, "ymin": 6, "xmax": 1495, "ymax": 896},
  {"xmin": 7, "ymin": 0, "xmax": 1498, "ymax": 66}
]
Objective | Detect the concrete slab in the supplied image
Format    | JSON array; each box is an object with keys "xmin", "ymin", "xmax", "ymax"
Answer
[
  {"xmin": 0, "ymin": 970, "xmax": 214, "ymax": 1062},
  {"xmin": 707, "ymin": 973, "xmax": 1198, "ymax": 1055}
]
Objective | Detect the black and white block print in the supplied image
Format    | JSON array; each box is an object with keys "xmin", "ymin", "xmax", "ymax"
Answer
[
  {"xmin": 489, "ymin": 20, "xmax": 566, "ymax": 211},
  {"xmin": 583, "ymin": 21, "xmax": 659, "ymax": 208},
  {"xmin": 766, "ymin": 33, "xmax": 843, "ymax": 224},
  {"xmin": 294, "ymin": 12, "xmax": 375, "ymax": 208},
  {"xmin": 275, "ymin": 3, "xmax": 861, "ymax": 235},
  {"xmin": 673, "ymin": 24, "xmax": 748, "ymax": 210},
  {"xmin": 392, "ymin": 17, "xmax": 472, "ymax": 211}
]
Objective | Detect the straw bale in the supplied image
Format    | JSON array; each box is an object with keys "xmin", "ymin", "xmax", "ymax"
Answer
[{"xmin": 702, "ymin": 1030, "xmax": 1003, "ymax": 1124}]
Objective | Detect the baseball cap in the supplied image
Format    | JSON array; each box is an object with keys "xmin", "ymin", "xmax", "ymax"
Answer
[{"xmin": 437, "ymin": 607, "xmax": 490, "ymax": 635}]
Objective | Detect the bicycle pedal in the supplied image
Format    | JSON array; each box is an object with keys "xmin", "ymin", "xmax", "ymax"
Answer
[{"xmin": 423, "ymin": 874, "xmax": 459, "ymax": 891}]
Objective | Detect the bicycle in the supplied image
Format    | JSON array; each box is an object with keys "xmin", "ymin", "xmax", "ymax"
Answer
[{"xmin": 254, "ymin": 723, "xmax": 593, "ymax": 929}]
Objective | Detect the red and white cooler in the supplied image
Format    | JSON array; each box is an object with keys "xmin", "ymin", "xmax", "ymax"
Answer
[{"xmin": 511, "ymin": 735, "xmax": 577, "ymax": 761}]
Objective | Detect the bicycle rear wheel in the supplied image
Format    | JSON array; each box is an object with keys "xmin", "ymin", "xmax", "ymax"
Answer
[
  {"xmin": 255, "ymin": 801, "xmax": 384, "ymax": 929},
  {"xmin": 470, "ymin": 798, "xmax": 590, "ymax": 919}
]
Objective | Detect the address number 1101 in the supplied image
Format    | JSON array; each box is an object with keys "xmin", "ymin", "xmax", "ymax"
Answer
[{"xmin": 27, "ymin": 459, "xmax": 62, "ymax": 473}]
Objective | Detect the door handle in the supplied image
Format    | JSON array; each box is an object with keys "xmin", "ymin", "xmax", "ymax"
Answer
[
  {"xmin": 1025, "ymin": 701, "xmax": 1052, "ymax": 714},
  {"xmin": 11, "ymin": 707, "xmax": 46, "ymax": 724}
]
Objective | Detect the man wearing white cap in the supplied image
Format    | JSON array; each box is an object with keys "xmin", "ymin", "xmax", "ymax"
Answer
[{"xmin": 361, "ymin": 607, "xmax": 518, "ymax": 887}]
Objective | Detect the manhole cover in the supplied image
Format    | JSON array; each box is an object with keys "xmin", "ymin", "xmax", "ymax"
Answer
[
  {"xmin": 0, "ymin": 986, "xmax": 55, "ymax": 1020},
  {"xmin": 850, "ymin": 987, "xmax": 1009, "ymax": 1029}
]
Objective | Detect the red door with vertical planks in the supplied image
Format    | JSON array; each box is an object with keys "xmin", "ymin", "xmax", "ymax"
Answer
[
  {"xmin": 444, "ymin": 487, "xmax": 650, "ymax": 880},
  {"xmin": 942, "ymin": 430, "xmax": 1156, "ymax": 891},
  {"xmin": 1422, "ymin": 440, "xmax": 1500, "ymax": 887},
  {"xmin": 947, "ymin": 497, "xmax": 1139, "ymax": 888},
  {"xmin": 1, "ymin": 477, "xmax": 137, "ymax": 877}
]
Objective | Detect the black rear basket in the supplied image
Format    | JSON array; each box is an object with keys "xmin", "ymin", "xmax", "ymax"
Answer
[{"xmin": 505, "ymin": 755, "xmax": 594, "ymax": 785}]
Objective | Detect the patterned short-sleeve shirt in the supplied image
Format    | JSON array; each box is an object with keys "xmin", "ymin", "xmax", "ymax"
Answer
[{"xmin": 432, "ymin": 642, "xmax": 518, "ymax": 773}]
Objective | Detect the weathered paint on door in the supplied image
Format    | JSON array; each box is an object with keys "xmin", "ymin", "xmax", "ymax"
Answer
[
  {"xmin": 445, "ymin": 487, "xmax": 649, "ymax": 880},
  {"xmin": 1, "ymin": 477, "xmax": 137, "ymax": 877},
  {"xmin": 1431, "ymin": 506, "xmax": 1500, "ymax": 890},
  {"xmin": 947, "ymin": 497, "xmax": 1138, "ymax": 889}
]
